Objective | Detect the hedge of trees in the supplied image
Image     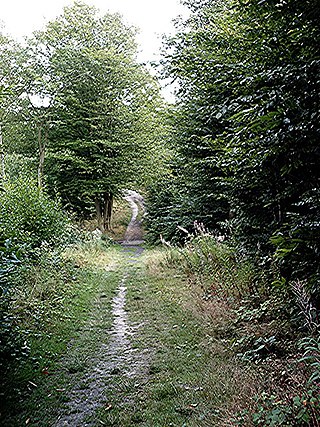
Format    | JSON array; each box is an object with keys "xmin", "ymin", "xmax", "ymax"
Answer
[{"xmin": 147, "ymin": 0, "xmax": 319, "ymax": 305}]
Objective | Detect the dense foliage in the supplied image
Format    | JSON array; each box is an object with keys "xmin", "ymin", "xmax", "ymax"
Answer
[
  {"xmin": 1, "ymin": 2, "xmax": 166, "ymax": 230},
  {"xmin": 0, "ymin": 177, "xmax": 68, "ymax": 249},
  {"xmin": 0, "ymin": 176, "xmax": 69, "ymax": 368},
  {"xmin": 147, "ymin": 0, "xmax": 320, "ymax": 301},
  {"xmin": 145, "ymin": 4, "xmax": 320, "ymax": 422}
]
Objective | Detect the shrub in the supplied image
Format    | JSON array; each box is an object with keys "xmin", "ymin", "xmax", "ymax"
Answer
[
  {"xmin": 0, "ymin": 176, "xmax": 69, "ymax": 369},
  {"xmin": 0, "ymin": 176, "xmax": 68, "ymax": 251}
]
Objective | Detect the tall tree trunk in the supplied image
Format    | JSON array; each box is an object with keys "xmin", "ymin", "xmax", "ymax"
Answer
[
  {"xmin": 103, "ymin": 192, "xmax": 113, "ymax": 232},
  {"xmin": 38, "ymin": 125, "xmax": 46, "ymax": 189},
  {"xmin": 95, "ymin": 192, "xmax": 113, "ymax": 232},
  {"xmin": 0, "ymin": 122, "xmax": 6, "ymax": 182},
  {"xmin": 95, "ymin": 197, "xmax": 103, "ymax": 231}
]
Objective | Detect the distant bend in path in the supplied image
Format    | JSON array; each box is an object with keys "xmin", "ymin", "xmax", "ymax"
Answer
[{"xmin": 122, "ymin": 190, "xmax": 145, "ymax": 245}]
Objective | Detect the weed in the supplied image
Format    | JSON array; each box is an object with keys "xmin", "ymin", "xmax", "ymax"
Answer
[
  {"xmin": 291, "ymin": 280, "xmax": 319, "ymax": 332},
  {"xmin": 250, "ymin": 389, "xmax": 319, "ymax": 426},
  {"xmin": 233, "ymin": 335, "xmax": 320, "ymax": 426},
  {"xmin": 298, "ymin": 336, "xmax": 320, "ymax": 387}
]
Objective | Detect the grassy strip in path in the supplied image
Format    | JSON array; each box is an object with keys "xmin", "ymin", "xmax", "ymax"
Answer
[
  {"xmin": 1, "ymin": 241, "xmax": 123, "ymax": 427},
  {"xmin": 96, "ymin": 248, "xmax": 257, "ymax": 427}
]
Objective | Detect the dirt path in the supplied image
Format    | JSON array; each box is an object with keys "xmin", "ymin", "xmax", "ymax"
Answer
[
  {"xmin": 54, "ymin": 272, "xmax": 148, "ymax": 426},
  {"xmin": 122, "ymin": 190, "xmax": 145, "ymax": 244},
  {"xmin": 2, "ymin": 192, "xmax": 254, "ymax": 426},
  {"xmin": 54, "ymin": 191, "xmax": 148, "ymax": 426}
]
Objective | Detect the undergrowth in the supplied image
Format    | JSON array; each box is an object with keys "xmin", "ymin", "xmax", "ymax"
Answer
[{"xmin": 160, "ymin": 223, "xmax": 320, "ymax": 426}]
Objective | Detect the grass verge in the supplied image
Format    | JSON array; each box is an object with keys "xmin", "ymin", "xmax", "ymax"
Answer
[{"xmin": 155, "ymin": 234, "xmax": 320, "ymax": 426}]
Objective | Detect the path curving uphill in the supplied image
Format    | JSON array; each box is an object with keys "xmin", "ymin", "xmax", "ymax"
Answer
[{"xmin": 122, "ymin": 190, "xmax": 145, "ymax": 245}]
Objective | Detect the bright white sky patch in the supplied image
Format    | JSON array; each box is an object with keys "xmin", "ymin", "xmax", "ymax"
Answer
[
  {"xmin": 1, "ymin": 0, "xmax": 188, "ymax": 101},
  {"xmin": 0, "ymin": 0, "xmax": 187, "ymax": 63}
]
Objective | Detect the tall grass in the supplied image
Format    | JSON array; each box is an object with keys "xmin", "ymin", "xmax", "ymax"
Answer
[
  {"xmin": 158, "ymin": 224, "xmax": 320, "ymax": 425},
  {"xmin": 163, "ymin": 223, "xmax": 256, "ymax": 300}
]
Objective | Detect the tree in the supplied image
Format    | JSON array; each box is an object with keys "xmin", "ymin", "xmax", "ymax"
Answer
[
  {"xmin": 25, "ymin": 2, "xmax": 165, "ymax": 230},
  {"xmin": 153, "ymin": 0, "xmax": 319, "ymax": 292},
  {"xmin": 0, "ymin": 32, "xmax": 31, "ymax": 182}
]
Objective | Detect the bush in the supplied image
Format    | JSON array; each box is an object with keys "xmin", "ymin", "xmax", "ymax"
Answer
[
  {"xmin": 0, "ymin": 176, "xmax": 69, "ymax": 250},
  {"xmin": 145, "ymin": 171, "xmax": 229, "ymax": 245},
  {"xmin": 163, "ymin": 222, "xmax": 256, "ymax": 299},
  {"xmin": 4, "ymin": 153, "xmax": 37, "ymax": 181},
  {"xmin": 0, "ymin": 176, "xmax": 69, "ymax": 369}
]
